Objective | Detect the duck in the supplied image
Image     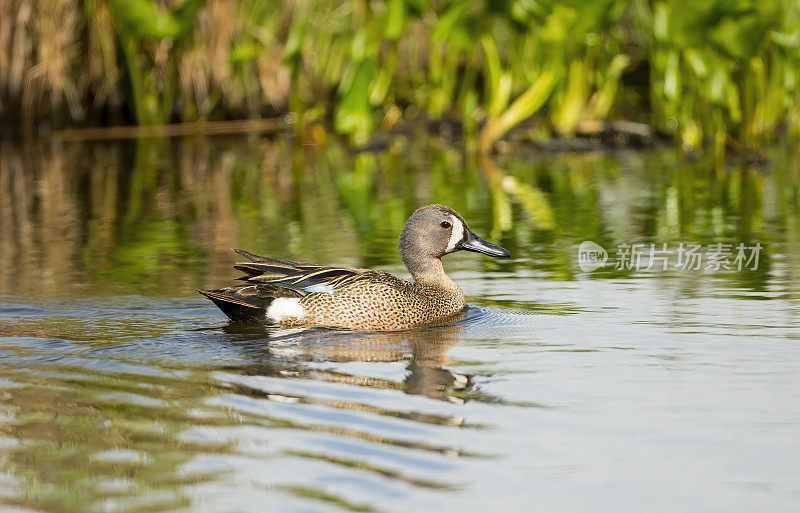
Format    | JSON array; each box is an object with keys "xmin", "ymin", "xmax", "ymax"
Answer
[{"xmin": 198, "ymin": 204, "xmax": 510, "ymax": 331}]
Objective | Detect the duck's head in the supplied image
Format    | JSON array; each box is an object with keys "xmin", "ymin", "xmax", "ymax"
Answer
[{"xmin": 399, "ymin": 204, "xmax": 510, "ymax": 278}]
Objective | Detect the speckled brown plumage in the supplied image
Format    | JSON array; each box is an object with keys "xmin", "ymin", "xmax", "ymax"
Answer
[
  {"xmin": 297, "ymin": 268, "xmax": 465, "ymax": 331},
  {"xmin": 198, "ymin": 204, "xmax": 509, "ymax": 331}
]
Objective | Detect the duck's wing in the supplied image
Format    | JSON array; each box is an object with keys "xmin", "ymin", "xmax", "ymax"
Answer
[
  {"xmin": 230, "ymin": 248, "xmax": 368, "ymax": 295},
  {"xmin": 198, "ymin": 249, "xmax": 374, "ymax": 322}
]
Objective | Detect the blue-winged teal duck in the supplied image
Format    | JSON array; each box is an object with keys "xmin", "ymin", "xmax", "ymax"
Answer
[{"xmin": 199, "ymin": 204, "xmax": 509, "ymax": 331}]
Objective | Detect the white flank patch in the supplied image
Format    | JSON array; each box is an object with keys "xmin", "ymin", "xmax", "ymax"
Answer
[
  {"xmin": 266, "ymin": 297, "xmax": 306, "ymax": 322},
  {"xmin": 445, "ymin": 215, "xmax": 465, "ymax": 253}
]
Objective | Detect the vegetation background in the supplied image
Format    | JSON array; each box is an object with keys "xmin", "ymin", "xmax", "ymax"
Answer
[{"xmin": 2, "ymin": 0, "xmax": 799, "ymax": 155}]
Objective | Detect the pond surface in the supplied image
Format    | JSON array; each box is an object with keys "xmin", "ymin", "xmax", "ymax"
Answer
[{"xmin": 1, "ymin": 135, "xmax": 799, "ymax": 512}]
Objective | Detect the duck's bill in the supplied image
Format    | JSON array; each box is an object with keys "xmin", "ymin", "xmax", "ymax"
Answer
[{"xmin": 460, "ymin": 230, "xmax": 511, "ymax": 257}]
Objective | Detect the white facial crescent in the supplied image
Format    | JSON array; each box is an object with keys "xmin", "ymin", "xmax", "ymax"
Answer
[{"xmin": 445, "ymin": 215, "xmax": 465, "ymax": 253}]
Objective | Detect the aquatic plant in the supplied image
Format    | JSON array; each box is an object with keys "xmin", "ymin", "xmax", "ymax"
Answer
[
  {"xmin": 644, "ymin": 0, "xmax": 800, "ymax": 153},
  {"xmin": 1, "ymin": 0, "xmax": 799, "ymax": 153}
]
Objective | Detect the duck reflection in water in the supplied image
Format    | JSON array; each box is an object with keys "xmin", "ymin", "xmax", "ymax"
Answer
[{"xmin": 221, "ymin": 311, "xmax": 488, "ymax": 410}]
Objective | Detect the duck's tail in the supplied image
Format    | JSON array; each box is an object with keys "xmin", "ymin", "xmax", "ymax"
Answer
[
  {"xmin": 197, "ymin": 287, "xmax": 269, "ymax": 322},
  {"xmin": 199, "ymin": 281, "xmax": 305, "ymax": 322}
]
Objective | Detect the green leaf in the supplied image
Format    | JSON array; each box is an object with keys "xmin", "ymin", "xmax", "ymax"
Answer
[
  {"xmin": 335, "ymin": 59, "xmax": 377, "ymax": 145},
  {"xmin": 107, "ymin": 0, "xmax": 202, "ymax": 40},
  {"xmin": 383, "ymin": 0, "xmax": 406, "ymax": 40}
]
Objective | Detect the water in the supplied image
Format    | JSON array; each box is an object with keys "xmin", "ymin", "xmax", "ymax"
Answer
[{"xmin": 1, "ymin": 135, "xmax": 799, "ymax": 512}]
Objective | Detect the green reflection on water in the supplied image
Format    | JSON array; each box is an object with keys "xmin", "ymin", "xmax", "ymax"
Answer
[
  {"xmin": 0, "ymin": 321, "xmax": 498, "ymax": 513},
  {"xmin": 0, "ymin": 365, "xmax": 231, "ymax": 513},
  {"xmin": 1, "ymin": 135, "xmax": 797, "ymax": 298}
]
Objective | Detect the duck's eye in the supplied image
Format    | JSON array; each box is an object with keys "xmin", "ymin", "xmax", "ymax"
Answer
[{"xmin": 440, "ymin": 221, "xmax": 451, "ymax": 229}]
